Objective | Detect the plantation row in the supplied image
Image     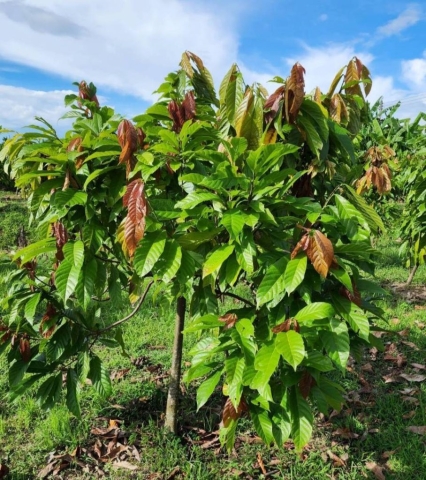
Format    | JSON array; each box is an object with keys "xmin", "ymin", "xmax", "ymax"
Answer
[{"xmin": 0, "ymin": 51, "xmax": 425, "ymax": 454}]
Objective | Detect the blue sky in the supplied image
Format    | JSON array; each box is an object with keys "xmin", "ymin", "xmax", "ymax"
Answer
[{"xmin": 0, "ymin": 0, "xmax": 425, "ymax": 131}]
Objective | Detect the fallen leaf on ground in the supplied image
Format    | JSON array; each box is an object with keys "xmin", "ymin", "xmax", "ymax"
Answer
[
  {"xmin": 327, "ymin": 450, "xmax": 346, "ymax": 467},
  {"xmin": 390, "ymin": 318, "xmax": 400, "ymax": 325},
  {"xmin": 332, "ymin": 428, "xmax": 359, "ymax": 439},
  {"xmin": 414, "ymin": 321, "xmax": 425, "ymax": 329},
  {"xmin": 401, "ymin": 341, "xmax": 419, "ymax": 351},
  {"xmin": 110, "ymin": 369, "xmax": 130, "ymax": 381},
  {"xmin": 361, "ymin": 363, "xmax": 374, "ymax": 372},
  {"xmin": 414, "ymin": 305, "xmax": 426, "ymax": 310},
  {"xmin": 401, "ymin": 396, "xmax": 419, "ymax": 405},
  {"xmin": 257, "ymin": 452, "xmax": 267, "ymax": 475},
  {"xmin": 406, "ymin": 426, "xmax": 426, "ymax": 435},
  {"xmin": 402, "ymin": 410, "xmax": 416, "ymax": 419},
  {"xmin": 397, "ymin": 328, "xmax": 410, "ymax": 337},
  {"xmin": 381, "ymin": 450, "xmax": 396, "ymax": 460},
  {"xmin": 411, "ymin": 363, "xmax": 426, "ymax": 370},
  {"xmin": 366, "ymin": 461, "xmax": 386, "ymax": 480},
  {"xmin": 167, "ymin": 466, "xmax": 182, "ymax": 479},
  {"xmin": 399, "ymin": 373, "xmax": 426, "ymax": 382},
  {"xmin": 113, "ymin": 461, "xmax": 138, "ymax": 471}
]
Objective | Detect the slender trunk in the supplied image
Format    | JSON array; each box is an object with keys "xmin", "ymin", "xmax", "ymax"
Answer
[
  {"xmin": 165, "ymin": 296, "xmax": 186, "ymax": 434},
  {"xmin": 406, "ymin": 264, "xmax": 419, "ymax": 286}
]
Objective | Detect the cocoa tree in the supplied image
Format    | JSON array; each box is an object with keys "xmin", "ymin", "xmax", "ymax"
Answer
[{"xmin": 0, "ymin": 52, "xmax": 385, "ymax": 451}]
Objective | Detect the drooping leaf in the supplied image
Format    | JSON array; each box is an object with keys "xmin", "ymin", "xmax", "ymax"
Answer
[
  {"xmin": 203, "ymin": 245, "xmax": 235, "ymax": 278},
  {"xmin": 276, "ymin": 331, "xmax": 306, "ymax": 370},
  {"xmin": 196, "ymin": 370, "xmax": 222, "ymax": 411},
  {"xmin": 134, "ymin": 231, "xmax": 167, "ymax": 277}
]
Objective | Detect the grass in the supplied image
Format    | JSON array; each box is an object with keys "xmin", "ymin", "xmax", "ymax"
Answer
[{"xmin": 0, "ymin": 213, "xmax": 426, "ymax": 477}]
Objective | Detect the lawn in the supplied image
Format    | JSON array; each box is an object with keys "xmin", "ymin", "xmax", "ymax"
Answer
[{"xmin": 0, "ymin": 199, "xmax": 425, "ymax": 479}]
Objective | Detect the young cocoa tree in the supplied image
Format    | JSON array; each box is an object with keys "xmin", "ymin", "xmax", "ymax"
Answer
[{"xmin": 0, "ymin": 53, "xmax": 385, "ymax": 452}]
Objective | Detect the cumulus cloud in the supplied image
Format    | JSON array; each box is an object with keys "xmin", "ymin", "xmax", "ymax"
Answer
[
  {"xmin": 0, "ymin": 0, "xmax": 238, "ymax": 101},
  {"xmin": 377, "ymin": 3, "xmax": 422, "ymax": 37},
  {"xmin": 0, "ymin": 84, "xmax": 72, "ymax": 130},
  {"xmin": 402, "ymin": 52, "xmax": 426, "ymax": 88}
]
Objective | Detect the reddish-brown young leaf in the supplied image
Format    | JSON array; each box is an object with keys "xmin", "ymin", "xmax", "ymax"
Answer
[
  {"xmin": 222, "ymin": 397, "xmax": 247, "ymax": 428},
  {"xmin": 344, "ymin": 58, "xmax": 362, "ymax": 96},
  {"xmin": 313, "ymin": 86, "xmax": 322, "ymax": 104},
  {"xmin": 117, "ymin": 120, "xmax": 138, "ymax": 175},
  {"xmin": 272, "ymin": 319, "xmax": 292, "ymax": 334},
  {"xmin": 291, "ymin": 234, "xmax": 311, "ymax": 259},
  {"xmin": 40, "ymin": 304, "xmax": 57, "ymax": 338},
  {"xmin": 330, "ymin": 94, "xmax": 342, "ymax": 123},
  {"xmin": 264, "ymin": 85, "xmax": 285, "ymax": 124},
  {"xmin": 285, "ymin": 63, "xmax": 305, "ymax": 124},
  {"xmin": 182, "ymin": 90, "xmax": 196, "ymax": 121},
  {"xmin": 306, "ymin": 230, "xmax": 334, "ymax": 277},
  {"xmin": 123, "ymin": 179, "xmax": 147, "ymax": 256},
  {"xmin": 19, "ymin": 337, "xmax": 31, "ymax": 362},
  {"xmin": 299, "ymin": 371, "xmax": 316, "ymax": 399},
  {"xmin": 339, "ymin": 283, "xmax": 362, "ymax": 307},
  {"xmin": 52, "ymin": 221, "xmax": 68, "ymax": 262},
  {"xmin": 219, "ymin": 313, "xmax": 238, "ymax": 330},
  {"xmin": 136, "ymin": 127, "xmax": 146, "ymax": 149},
  {"xmin": 168, "ymin": 100, "xmax": 185, "ymax": 133},
  {"xmin": 78, "ymin": 81, "xmax": 100, "ymax": 106},
  {"xmin": 67, "ymin": 137, "xmax": 85, "ymax": 169}
]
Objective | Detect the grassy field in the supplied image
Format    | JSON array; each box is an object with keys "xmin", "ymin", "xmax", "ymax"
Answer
[{"xmin": 0, "ymin": 197, "xmax": 425, "ymax": 479}]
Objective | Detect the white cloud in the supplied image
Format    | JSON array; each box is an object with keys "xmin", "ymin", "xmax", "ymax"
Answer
[
  {"xmin": 402, "ymin": 53, "xmax": 426, "ymax": 88},
  {"xmin": 377, "ymin": 4, "xmax": 422, "ymax": 37},
  {"xmin": 319, "ymin": 14, "xmax": 328, "ymax": 22},
  {"xmin": 0, "ymin": 84, "xmax": 72, "ymax": 130},
  {"xmin": 0, "ymin": 0, "xmax": 238, "ymax": 101}
]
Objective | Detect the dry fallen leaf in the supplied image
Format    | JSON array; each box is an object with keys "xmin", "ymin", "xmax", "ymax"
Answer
[
  {"xmin": 327, "ymin": 450, "xmax": 346, "ymax": 467},
  {"xmin": 390, "ymin": 318, "xmax": 400, "ymax": 325},
  {"xmin": 361, "ymin": 363, "xmax": 374, "ymax": 372},
  {"xmin": 113, "ymin": 460, "xmax": 139, "ymax": 471},
  {"xmin": 332, "ymin": 428, "xmax": 359, "ymax": 439},
  {"xmin": 411, "ymin": 363, "xmax": 426, "ymax": 370},
  {"xmin": 403, "ymin": 410, "xmax": 416, "ymax": 420},
  {"xmin": 257, "ymin": 452, "xmax": 267, "ymax": 475},
  {"xmin": 401, "ymin": 341, "xmax": 419, "ymax": 351},
  {"xmin": 406, "ymin": 426, "xmax": 426, "ymax": 435},
  {"xmin": 401, "ymin": 396, "xmax": 419, "ymax": 405},
  {"xmin": 366, "ymin": 461, "xmax": 386, "ymax": 480},
  {"xmin": 399, "ymin": 373, "xmax": 426, "ymax": 382},
  {"xmin": 397, "ymin": 328, "xmax": 410, "ymax": 337}
]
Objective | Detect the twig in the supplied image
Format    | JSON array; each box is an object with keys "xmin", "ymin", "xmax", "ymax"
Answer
[
  {"xmin": 216, "ymin": 290, "xmax": 256, "ymax": 309},
  {"xmin": 96, "ymin": 280, "xmax": 154, "ymax": 333}
]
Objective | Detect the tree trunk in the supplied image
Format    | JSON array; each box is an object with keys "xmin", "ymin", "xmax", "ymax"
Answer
[
  {"xmin": 165, "ymin": 296, "xmax": 186, "ymax": 434},
  {"xmin": 406, "ymin": 264, "xmax": 419, "ymax": 286}
]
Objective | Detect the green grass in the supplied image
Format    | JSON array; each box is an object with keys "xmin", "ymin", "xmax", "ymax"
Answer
[{"xmin": 0, "ymin": 231, "xmax": 426, "ymax": 478}]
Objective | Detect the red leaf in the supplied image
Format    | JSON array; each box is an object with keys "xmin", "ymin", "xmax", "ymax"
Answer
[
  {"xmin": 19, "ymin": 337, "xmax": 31, "ymax": 362},
  {"xmin": 222, "ymin": 397, "xmax": 247, "ymax": 428},
  {"xmin": 285, "ymin": 63, "xmax": 305, "ymax": 124},
  {"xmin": 52, "ymin": 221, "xmax": 68, "ymax": 261},
  {"xmin": 117, "ymin": 120, "xmax": 138, "ymax": 176},
  {"xmin": 218, "ymin": 313, "xmax": 238, "ymax": 330},
  {"xmin": 299, "ymin": 371, "xmax": 316, "ymax": 399},
  {"xmin": 123, "ymin": 179, "xmax": 147, "ymax": 256}
]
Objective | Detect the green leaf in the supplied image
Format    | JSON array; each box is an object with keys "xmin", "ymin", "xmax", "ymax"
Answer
[
  {"xmin": 235, "ymin": 234, "xmax": 257, "ymax": 274},
  {"xmin": 295, "ymin": 302, "xmax": 335, "ymax": 323},
  {"xmin": 225, "ymin": 353, "xmax": 245, "ymax": 408},
  {"xmin": 88, "ymin": 356, "xmax": 112, "ymax": 397},
  {"xmin": 13, "ymin": 238, "xmax": 56, "ymax": 264},
  {"xmin": 289, "ymin": 387, "xmax": 313, "ymax": 451},
  {"xmin": 320, "ymin": 319, "xmax": 350, "ymax": 370},
  {"xmin": 175, "ymin": 192, "xmax": 222, "ymax": 210},
  {"xmin": 24, "ymin": 293, "xmax": 41, "ymax": 324},
  {"xmin": 177, "ymin": 228, "xmax": 223, "ymax": 250},
  {"xmin": 203, "ymin": 245, "xmax": 235, "ymax": 278},
  {"xmin": 257, "ymin": 257, "xmax": 288, "ymax": 306},
  {"xmin": 66, "ymin": 368, "xmax": 81, "ymax": 418},
  {"xmin": 45, "ymin": 323, "xmax": 71, "ymax": 362},
  {"xmin": 332, "ymin": 294, "xmax": 370, "ymax": 341},
  {"xmin": 184, "ymin": 314, "xmax": 223, "ymax": 333},
  {"xmin": 53, "ymin": 189, "xmax": 88, "ymax": 209},
  {"xmin": 77, "ymin": 351, "xmax": 90, "ymax": 384},
  {"xmin": 76, "ymin": 258, "xmax": 97, "ymax": 310},
  {"xmin": 284, "ymin": 255, "xmax": 307, "ymax": 294},
  {"xmin": 134, "ymin": 231, "xmax": 167, "ymax": 277},
  {"xmin": 276, "ymin": 331, "xmax": 305, "ymax": 370},
  {"xmin": 37, "ymin": 373, "xmax": 62, "ymax": 410},
  {"xmin": 331, "ymin": 265, "xmax": 353, "ymax": 293},
  {"xmin": 157, "ymin": 239, "xmax": 182, "ymax": 283},
  {"xmin": 221, "ymin": 210, "xmax": 246, "ymax": 241},
  {"xmin": 83, "ymin": 166, "xmax": 118, "ymax": 190},
  {"xmin": 9, "ymin": 360, "xmax": 29, "ymax": 388},
  {"xmin": 196, "ymin": 370, "xmax": 222, "ymax": 411},
  {"xmin": 251, "ymin": 406, "xmax": 274, "ymax": 445},
  {"xmin": 250, "ymin": 342, "xmax": 280, "ymax": 400},
  {"xmin": 297, "ymin": 115, "xmax": 323, "ymax": 158},
  {"xmin": 304, "ymin": 351, "xmax": 334, "ymax": 372},
  {"xmin": 56, "ymin": 243, "xmax": 85, "ymax": 303},
  {"xmin": 344, "ymin": 184, "xmax": 386, "ymax": 233}
]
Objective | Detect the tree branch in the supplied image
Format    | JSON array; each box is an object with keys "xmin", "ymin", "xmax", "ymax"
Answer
[
  {"xmin": 96, "ymin": 280, "xmax": 154, "ymax": 333},
  {"xmin": 216, "ymin": 290, "xmax": 256, "ymax": 309}
]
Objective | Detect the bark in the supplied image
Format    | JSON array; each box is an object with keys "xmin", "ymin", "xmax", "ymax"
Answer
[
  {"xmin": 406, "ymin": 264, "xmax": 419, "ymax": 286},
  {"xmin": 165, "ymin": 296, "xmax": 186, "ymax": 434}
]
